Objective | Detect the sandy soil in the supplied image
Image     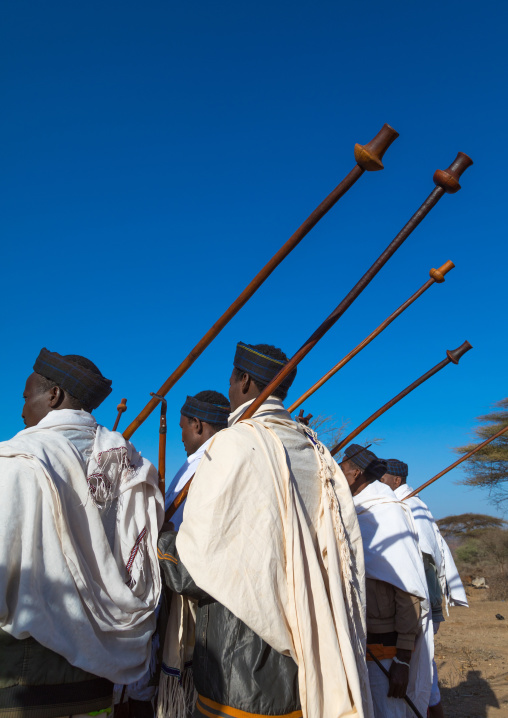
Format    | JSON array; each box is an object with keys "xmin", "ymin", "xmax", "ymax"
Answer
[{"xmin": 435, "ymin": 589, "xmax": 508, "ymax": 717}]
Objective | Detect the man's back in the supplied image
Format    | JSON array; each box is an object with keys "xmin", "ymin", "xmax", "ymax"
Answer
[
  {"xmin": 159, "ymin": 397, "xmax": 368, "ymax": 718},
  {"xmin": 0, "ymin": 409, "xmax": 163, "ymax": 718}
]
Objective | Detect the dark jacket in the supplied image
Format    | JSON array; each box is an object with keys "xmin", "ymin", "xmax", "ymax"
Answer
[
  {"xmin": 0, "ymin": 628, "xmax": 113, "ymax": 718},
  {"xmin": 158, "ymin": 531, "xmax": 301, "ymax": 718}
]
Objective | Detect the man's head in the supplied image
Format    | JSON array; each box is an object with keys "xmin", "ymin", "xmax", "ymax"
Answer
[
  {"xmin": 22, "ymin": 348, "xmax": 112, "ymax": 427},
  {"xmin": 179, "ymin": 390, "xmax": 230, "ymax": 457},
  {"xmin": 340, "ymin": 443, "xmax": 387, "ymax": 496},
  {"xmin": 228, "ymin": 342, "xmax": 297, "ymax": 412},
  {"xmin": 380, "ymin": 458, "xmax": 408, "ymax": 491}
]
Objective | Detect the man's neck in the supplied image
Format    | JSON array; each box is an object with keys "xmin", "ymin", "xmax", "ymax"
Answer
[{"xmin": 228, "ymin": 396, "xmax": 285, "ymax": 426}]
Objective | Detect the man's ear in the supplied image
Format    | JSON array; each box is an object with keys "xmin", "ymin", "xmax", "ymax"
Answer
[
  {"xmin": 241, "ymin": 372, "xmax": 251, "ymax": 395},
  {"xmin": 193, "ymin": 417, "xmax": 204, "ymax": 436},
  {"xmin": 48, "ymin": 385, "xmax": 65, "ymax": 409},
  {"xmin": 394, "ymin": 475, "xmax": 402, "ymax": 489}
]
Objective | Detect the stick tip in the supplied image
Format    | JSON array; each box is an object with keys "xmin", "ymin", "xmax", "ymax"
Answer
[
  {"xmin": 430, "ymin": 260, "xmax": 455, "ymax": 282},
  {"xmin": 447, "ymin": 340, "xmax": 473, "ymax": 364},
  {"xmin": 354, "ymin": 123, "xmax": 399, "ymax": 171},
  {"xmin": 434, "ymin": 152, "xmax": 473, "ymax": 193}
]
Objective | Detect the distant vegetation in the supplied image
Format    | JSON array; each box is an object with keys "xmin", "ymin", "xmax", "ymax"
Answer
[
  {"xmin": 454, "ymin": 398, "xmax": 508, "ymax": 507},
  {"xmin": 438, "ymin": 513, "xmax": 508, "ymax": 600}
]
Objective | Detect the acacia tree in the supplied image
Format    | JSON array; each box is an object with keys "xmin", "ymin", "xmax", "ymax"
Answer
[
  {"xmin": 436, "ymin": 513, "xmax": 506, "ymax": 538},
  {"xmin": 454, "ymin": 398, "xmax": 508, "ymax": 507}
]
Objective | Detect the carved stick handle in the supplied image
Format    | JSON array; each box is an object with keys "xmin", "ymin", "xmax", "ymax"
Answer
[
  {"xmin": 429, "ymin": 259, "xmax": 455, "ymax": 283},
  {"xmin": 112, "ymin": 398, "xmax": 127, "ymax": 432},
  {"xmin": 354, "ymin": 124, "xmax": 399, "ymax": 171},
  {"xmin": 433, "ymin": 152, "xmax": 473, "ymax": 194},
  {"xmin": 446, "ymin": 340, "xmax": 473, "ymax": 364}
]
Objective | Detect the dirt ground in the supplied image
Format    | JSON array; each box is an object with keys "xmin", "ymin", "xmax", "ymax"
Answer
[{"xmin": 435, "ymin": 588, "xmax": 508, "ymax": 717}]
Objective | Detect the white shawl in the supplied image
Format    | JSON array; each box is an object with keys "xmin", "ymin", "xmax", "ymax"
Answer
[
  {"xmin": 176, "ymin": 400, "xmax": 372, "ymax": 718},
  {"xmin": 164, "ymin": 437, "xmax": 213, "ymax": 529},
  {"xmin": 353, "ymin": 481, "xmax": 433, "ymax": 715},
  {"xmin": 353, "ymin": 481, "xmax": 428, "ymax": 600},
  {"xmin": 395, "ymin": 484, "xmax": 468, "ymax": 608},
  {"xmin": 0, "ymin": 409, "xmax": 164, "ymax": 684}
]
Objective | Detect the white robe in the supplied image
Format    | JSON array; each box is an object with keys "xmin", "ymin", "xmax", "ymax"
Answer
[
  {"xmin": 0, "ymin": 409, "xmax": 164, "ymax": 684},
  {"xmin": 395, "ymin": 484, "xmax": 468, "ymax": 609},
  {"xmin": 164, "ymin": 437, "xmax": 213, "ymax": 529},
  {"xmin": 174, "ymin": 398, "xmax": 372, "ymax": 718},
  {"xmin": 354, "ymin": 481, "xmax": 433, "ymax": 716}
]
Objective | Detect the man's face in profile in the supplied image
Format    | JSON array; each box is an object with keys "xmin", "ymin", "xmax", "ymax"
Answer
[{"xmin": 22, "ymin": 373, "xmax": 53, "ymax": 428}]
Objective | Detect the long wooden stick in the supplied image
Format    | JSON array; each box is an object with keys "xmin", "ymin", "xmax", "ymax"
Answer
[
  {"xmin": 332, "ymin": 341, "xmax": 472, "ymax": 456},
  {"xmin": 123, "ymin": 124, "xmax": 399, "ymax": 440},
  {"xmin": 365, "ymin": 648, "xmax": 424, "ymax": 718},
  {"xmin": 403, "ymin": 424, "xmax": 508, "ymax": 500},
  {"xmin": 289, "ymin": 260, "xmax": 455, "ymax": 413},
  {"xmin": 150, "ymin": 393, "xmax": 167, "ymax": 496},
  {"xmin": 112, "ymin": 398, "xmax": 127, "ymax": 432},
  {"xmin": 166, "ymin": 152, "xmax": 472, "ymax": 520}
]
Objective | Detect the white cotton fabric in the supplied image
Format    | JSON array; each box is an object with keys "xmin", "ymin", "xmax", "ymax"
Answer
[
  {"xmin": 0, "ymin": 409, "xmax": 164, "ymax": 684},
  {"xmin": 395, "ymin": 484, "xmax": 468, "ymax": 608},
  {"xmin": 175, "ymin": 398, "xmax": 372, "ymax": 718},
  {"xmin": 367, "ymin": 660, "xmax": 407, "ymax": 718},
  {"xmin": 354, "ymin": 482, "xmax": 428, "ymax": 600},
  {"xmin": 164, "ymin": 437, "xmax": 213, "ymax": 529},
  {"xmin": 353, "ymin": 480, "xmax": 433, "ymax": 716}
]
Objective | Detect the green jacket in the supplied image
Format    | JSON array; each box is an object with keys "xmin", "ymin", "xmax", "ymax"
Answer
[{"xmin": 0, "ymin": 629, "xmax": 113, "ymax": 718}]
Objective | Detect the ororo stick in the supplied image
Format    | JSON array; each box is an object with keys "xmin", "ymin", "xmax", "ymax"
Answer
[
  {"xmin": 403, "ymin": 423, "xmax": 508, "ymax": 500},
  {"xmin": 150, "ymin": 393, "xmax": 167, "ymax": 496},
  {"xmin": 123, "ymin": 124, "xmax": 399, "ymax": 440},
  {"xmin": 331, "ymin": 341, "xmax": 473, "ymax": 456},
  {"xmin": 289, "ymin": 260, "xmax": 455, "ymax": 413},
  {"xmin": 166, "ymin": 153, "xmax": 472, "ymax": 520},
  {"xmin": 112, "ymin": 398, "xmax": 127, "ymax": 432}
]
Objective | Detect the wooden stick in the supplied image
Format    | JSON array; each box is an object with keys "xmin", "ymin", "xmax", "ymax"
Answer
[
  {"xmin": 112, "ymin": 398, "xmax": 127, "ymax": 432},
  {"xmin": 288, "ymin": 260, "xmax": 455, "ymax": 413},
  {"xmin": 365, "ymin": 648, "xmax": 424, "ymax": 718},
  {"xmin": 150, "ymin": 393, "xmax": 167, "ymax": 496},
  {"xmin": 403, "ymin": 424, "xmax": 508, "ymax": 500},
  {"xmin": 123, "ymin": 124, "xmax": 399, "ymax": 440},
  {"xmin": 332, "ymin": 341, "xmax": 472, "ymax": 456},
  {"xmin": 166, "ymin": 152, "xmax": 472, "ymax": 520}
]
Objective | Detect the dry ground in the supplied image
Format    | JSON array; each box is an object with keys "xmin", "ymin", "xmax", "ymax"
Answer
[{"xmin": 435, "ymin": 588, "xmax": 508, "ymax": 717}]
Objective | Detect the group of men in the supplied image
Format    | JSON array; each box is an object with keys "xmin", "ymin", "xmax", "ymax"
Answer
[{"xmin": 0, "ymin": 343, "xmax": 467, "ymax": 718}]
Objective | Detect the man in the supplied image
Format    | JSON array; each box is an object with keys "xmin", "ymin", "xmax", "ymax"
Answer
[
  {"xmin": 0, "ymin": 348, "xmax": 163, "ymax": 718},
  {"xmin": 157, "ymin": 342, "xmax": 371, "ymax": 718},
  {"xmin": 381, "ymin": 458, "xmax": 468, "ymax": 718},
  {"xmin": 341, "ymin": 444, "xmax": 432, "ymax": 718},
  {"xmin": 123, "ymin": 391, "xmax": 231, "ymax": 714},
  {"xmin": 165, "ymin": 390, "xmax": 230, "ymax": 528}
]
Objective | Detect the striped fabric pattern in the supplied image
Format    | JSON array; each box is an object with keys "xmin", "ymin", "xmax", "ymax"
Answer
[
  {"xmin": 33, "ymin": 347, "xmax": 112, "ymax": 410},
  {"xmin": 181, "ymin": 396, "xmax": 230, "ymax": 426},
  {"xmin": 384, "ymin": 458, "xmax": 409, "ymax": 478},
  {"xmin": 233, "ymin": 342, "xmax": 295, "ymax": 392}
]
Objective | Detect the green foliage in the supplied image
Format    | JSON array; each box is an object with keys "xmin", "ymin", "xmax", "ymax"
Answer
[
  {"xmin": 437, "ymin": 513, "xmax": 506, "ymax": 538},
  {"xmin": 454, "ymin": 398, "xmax": 508, "ymax": 506},
  {"xmin": 455, "ymin": 538, "xmax": 483, "ymax": 565}
]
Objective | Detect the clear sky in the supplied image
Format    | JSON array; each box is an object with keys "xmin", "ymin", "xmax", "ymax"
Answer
[{"xmin": 1, "ymin": 0, "xmax": 506, "ymax": 519}]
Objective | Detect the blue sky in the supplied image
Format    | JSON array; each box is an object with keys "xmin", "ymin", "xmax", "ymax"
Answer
[{"xmin": 1, "ymin": 0, "xmax": 506, "ymax": 519}]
